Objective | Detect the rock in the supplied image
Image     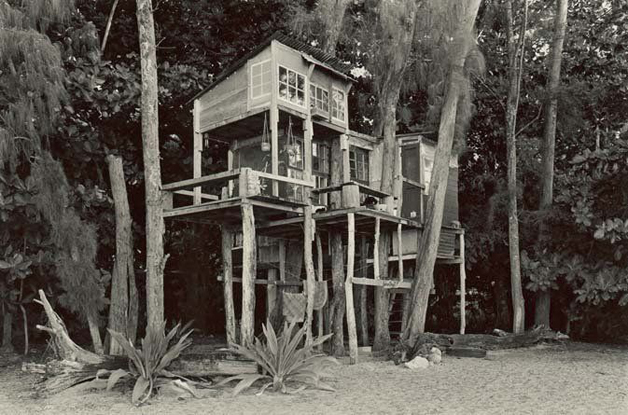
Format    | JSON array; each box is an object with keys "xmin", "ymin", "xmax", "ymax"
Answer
[
  {"xmin": 427, "ymin": 347, "xmax": 442, "ymax": 365},
  {"xmin": 493, "ymin": 329, "xmax": 508, "ymax": 337},
  {"xmin": 404, "ymin": 356, "xmax": 429, "ymax": 370}
]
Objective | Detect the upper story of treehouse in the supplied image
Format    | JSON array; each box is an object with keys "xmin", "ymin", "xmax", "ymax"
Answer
[{"xmin": 192, "ymin": 32, "xmax": 352, "ymax": 136}]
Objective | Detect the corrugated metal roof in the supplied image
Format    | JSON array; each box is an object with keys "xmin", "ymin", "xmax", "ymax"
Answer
[{"xmin": 188, "ymin": 32, "xmax": 354, "ymax": 104}]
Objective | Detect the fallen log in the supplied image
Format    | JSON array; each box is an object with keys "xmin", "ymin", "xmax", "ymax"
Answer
[
  {"xmin": 29, "ymin": 290, "xmax": 257, "ymax": 395},
  {"xmin": 405, "ymin": 326, "xmax": 568, "ymax": 359}
]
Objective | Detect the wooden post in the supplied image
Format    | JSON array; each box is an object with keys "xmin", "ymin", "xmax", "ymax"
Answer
[
  {"xmin": 267, "ymin": 268, "xmax": 278, "ymax": 329},
  {"xmin": 222, "ymin": 227, "xmax": 236, "ymax": 346},
  {"xmin": 359, "ymin": 237, "xmax": 369, "ymax": 346},
  {"xmin": 193, "ymin": 100, "xmax": 202, "ymax": 205},
  {"xmin": 374, "ymin": 217, "xmax": 381, "ymax": 280},
  {"xmin": 277, "ymin": 239, "xmax": 286, "ymax": 326},
  {"xmin": 316, "ymin": 234, "xmax": 324, "ymax": 345},
  {"xmin": 397, "ymin": 223, "xmax": 403, "ymax": 281},
  {"xmin": 304, "ymin": 204, "xmax": 316, "ymax": 345},
  {"xmin": 460, "ymin": 231, "xmax": 466, "ymax": 335},
  {"xmin": 345, "ymin": 213, "xmax": 359, "ymax": 364},
  {"xmin": 240, "ymin": 203, "xmax": 256, "ymax": 346}
]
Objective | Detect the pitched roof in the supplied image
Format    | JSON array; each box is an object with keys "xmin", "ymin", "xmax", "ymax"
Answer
[{"xmin": 188, "ymin": 32, "xmax": 354, "ymax": 104}]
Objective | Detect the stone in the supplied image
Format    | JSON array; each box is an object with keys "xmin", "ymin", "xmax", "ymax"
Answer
[
  {"xmin": 404, "ymin": 356, "xmax": 429, "ymax": 370},
  {"xmin": 427, "ymin": 347, "xmax": 442, "ymax": 365}
]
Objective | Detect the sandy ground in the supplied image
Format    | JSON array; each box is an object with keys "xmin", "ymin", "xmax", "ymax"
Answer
[{"xmin": 1, "ymin": 342, "xmax": 627, "ymax": 415}]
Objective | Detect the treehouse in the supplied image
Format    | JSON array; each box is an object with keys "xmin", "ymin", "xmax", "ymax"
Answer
[{"xmin": 162, "ymin": 33, "xmax": 467, "ymax": 363}]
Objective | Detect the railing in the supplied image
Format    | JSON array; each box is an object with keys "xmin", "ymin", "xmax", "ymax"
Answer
[
  {"xmin": 312, "ymin": 181, "xmax": 391, "ymax": 210},
  {"xmin": 162, "ymin": 168, "xmax": 315, "ymax": 209}
]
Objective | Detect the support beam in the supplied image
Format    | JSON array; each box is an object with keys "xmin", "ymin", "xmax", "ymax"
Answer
[
  {"xmin": 267, "ymin": 268, "xmax": 278, "ymax": 329},
  {"xmin": 373, "ymin": 217, "xmax": 381, "ymax": 280},
  {"xmin": 359, "ymin": 237, "xmax": 369, "ymax": 346},
  {"xmin": 304, "ymin": 205, "xmax": 316, "ymax": 345},
  {"xmin": 221, "ymin": 227, "xmax": 236, "ymax": 345},
  {"xmin": 193, "ymin": 100, "xmax": 202, "ymax": 204},
  {"xmin": 316, "ymin": 234, "xmax": 325, "ymax": 345},
  {"xmin": 345, "ymin": 213, "xmax": 359, "ymax": 364},
  {"xmin": 397, "ymin": 223, "xmax": 403, "ymax": 281},
  {"xmin": 460, "ymin": 231, "xmax": 466, "ymax": 334},
  {"xmin": 240, "ymin": 203, "xmax": 256, "ymax": 346}
]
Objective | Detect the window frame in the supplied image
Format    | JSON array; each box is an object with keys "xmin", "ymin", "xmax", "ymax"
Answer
[
  {"xmin": 278, "ymin": 65, "xmax": 306, "ymax": 108},
  {"xmin": 331, "ymin": 87, "xmax": 346, "ymax": 122},
  {"xmin": 349, "ymin": 145, "xmax": 370, "ymax": 185},
  {"xmin": 309, "ymin": 83, "xmax": 330, "ymax": 114},
  {"xmin": 250, "ymin": 60, "xmax": 271, "ymax": 100},
  {"xmin": 312, "ymin": 141, "xmax": 331, "ymax": 177}
]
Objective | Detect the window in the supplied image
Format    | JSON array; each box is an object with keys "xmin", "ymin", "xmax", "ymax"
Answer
[
  {"xmin": 312, "ymin": 142, "xmax": 330, "ymax": 176},
  {"xmin": 349, "ymin": 146, "xmax": 369, "ymax": 184},
  {"xmin": 422, "ymin": 156, "xmax": 434, "ymax": 194},
  {"xmin": 251, "ymin": 60, "xmax": 271, "ymax": 99},
  {"xmin": 279, "ymin": 66, "xmax": 306, "ymax": 107},
  {"xmin": 331, "ymin": 88, "xmax": 346, "ymax": 121},
  {"xmin": 310, "ymin": 84, "xmax": 329, "ymax": 113}
]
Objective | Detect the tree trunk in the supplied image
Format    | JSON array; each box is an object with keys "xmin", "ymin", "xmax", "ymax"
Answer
[
  {"xmin": 86, "ymin": 312, "xmax": 104, "ymax": 355},
  {"xmin": 1, "ymin": 311, "xmax": 13, "ymax": 352},
  {"xmin": 304, "ymin": 205, "xmax": 316, "ymax": 345},
  {"xmin": 505, "ymin": 0, "xmax": 528, "ymax": 334},
  {"xmin": 136, "ymin": 0, "xmax": 165, "ymax": 332},
  {"xmin": 240, "ymin": 203, "xmax": 256, "ymax": 346},
  {"xmin": 358, "ymin": 237, "xmax": 369, "ymax": 346},
  {"xmin": 372, "ymin": 0, "xmax": 417, "ymax": 353},
  {"xmin": 318, "ymin": 0, "xmax": 350, "ymax": 56},
  {"xmin": 536, "ymin": 0, "xmax": 568, "ymax": 328},
  {"xmin": 403, "ymin": 1, "xmax": 482, "ymax": 344},
  {"xmin": 106, "ymin": 155, "xmax": 137, "ymax": 354}
]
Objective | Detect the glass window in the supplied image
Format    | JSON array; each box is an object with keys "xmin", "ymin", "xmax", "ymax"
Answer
[
  {"xmin": 310, "ymin": 84, "xmax": 329, "ymax": 113},
  {"xmin": 279, "ymin": 66, "xmax": 306, "ymax": 107},
  {"xmin": 251, "ymin": 60, "xmax": 271, "ymax": 99},
  {"xmin": 331, "ymin": 88, "xmax": 346, "ymax": 121},
  {"xmin": 312, "ymin": 142, "xmax": 330, "ymax": 176},
  {"xmin": 349, "ymin": 145, "xmax": 369, "ymax": 184}
]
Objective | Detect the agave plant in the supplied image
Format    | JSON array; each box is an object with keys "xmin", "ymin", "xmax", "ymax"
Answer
[
  {"xmin": 105, "ymin": 321, "xmax": 195, "ymax": 405},
  {"xmin": 216, "ymin": 320, "xmax": 338, "ymax": 396}
]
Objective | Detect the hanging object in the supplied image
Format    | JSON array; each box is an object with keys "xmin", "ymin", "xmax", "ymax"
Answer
[{"xmin": 261, "ymin": 112, "xmax": 271, "ymax": 152}]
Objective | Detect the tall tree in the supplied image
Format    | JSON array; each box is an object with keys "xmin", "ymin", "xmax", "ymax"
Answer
[
  {"xmin": 504, "ymin": 0, "xmax": 528, "ymax": 334},
  {"xmin": 136, "ymin": 0, "xmax": 166, "ymax": 331},
  {"xmin": 106, "ymin": 155, "xmax": 138, "ymax": 353},
  {"xmin": 367, "ymin": 0, "xmax": 418, "ymax": 352},
  {"xmin": 403, "ymin": 0, "xmax": 483, "ymax": 341},
  {"xmin": 0, "ymin": 0, "xmax": 106, "ymax": 354},
  {"xmin": 535, "ymin": 0, "xmax": 568, "ymax": 328}
]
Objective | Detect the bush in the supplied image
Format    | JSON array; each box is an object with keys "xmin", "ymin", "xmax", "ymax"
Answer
[{"xmin": 216, "ymin": 320, "xmax": 338, "ymax": 395}]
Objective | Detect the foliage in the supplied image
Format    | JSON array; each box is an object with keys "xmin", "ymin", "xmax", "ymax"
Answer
[
  {"xmin": 104, "ymin": 321, "xmax": 195, "ymax": 405},
  {"xmin": 216, "ymin": 321, "xmax": 337, "ymax": 396}
]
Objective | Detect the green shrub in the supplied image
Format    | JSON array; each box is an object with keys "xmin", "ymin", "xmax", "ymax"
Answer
[{"xmin": 216, "ymin": 320, "xmax": 338, "ymax": 395}]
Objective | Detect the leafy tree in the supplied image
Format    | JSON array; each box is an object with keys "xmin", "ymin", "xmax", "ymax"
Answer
[{"xmin": 0, "ymin": 0, "xmax": 106, "ymax": 353}]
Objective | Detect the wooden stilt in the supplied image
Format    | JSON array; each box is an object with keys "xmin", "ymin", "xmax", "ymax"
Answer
[
  {"xmin": 267, "ymin": 268, "xmax": 278, "ymax": 328},
  {"xmin": 373, "ymin": 217, "xmax": 381, "ymax": 280},
  {"xmin": 397, "ymin": 223, "xmax": 403, "ymax": 281},
  {"xmin": 460, "ymin": 231, "xmax": 466, "ymax": 335},
  {"xmin": 221, "ymin": 227, "xmax": 236, "ymax": 345},
  {"xmin": 193, "ymin": 100, "xmax": 202, "ymax": 204},
  {"xmin": 316, "ymin": 234, "xmax": 324, "ymax": 345},
  {"xmin": 359, "ymin": 237, "xmax": 369, "ymax": 346},
  {"xmin": 278, "ymin": 239, "xmax": 286, "ymax": 326},
  {"xmin": 345, "ymin": 213, "xmax": 359, "ymax": 364},
  {"xmin": 304, "ymin": 205, "xmax": 316, "ymax": 345},
  {"xmin": 240, "ymin": 203, "xmax": 256, "ymax": 346},
  {"xmin": 401, "ymin": 293, "xmax": 410, "ymax": 334}
]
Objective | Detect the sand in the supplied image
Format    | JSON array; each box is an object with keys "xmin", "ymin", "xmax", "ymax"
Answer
[{"xmin": 1, "ymin": 342, "xmax": 627, "ymax": 415}]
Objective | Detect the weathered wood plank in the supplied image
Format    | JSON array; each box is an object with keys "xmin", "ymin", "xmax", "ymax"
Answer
[
  {"xmin": 162, "ymin": 170, "xmax": 241, "ymax": 191},
  {"xmin": 222, "ymin": 228, "xmax": 236, "ymax": 345},
  {"xmin": 345, "ymin": 213, "xmax": 359, "ymax": 364},
  {"xmin": 240, "ymin": 203, "xmax": 256, "ymax": 346}
]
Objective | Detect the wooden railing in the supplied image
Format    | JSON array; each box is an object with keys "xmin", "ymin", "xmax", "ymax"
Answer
[{"xmin": 162, "ymin": 168, "xmax": 315, "ymax": 208}]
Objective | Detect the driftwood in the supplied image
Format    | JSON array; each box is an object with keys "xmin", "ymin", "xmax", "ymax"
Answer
[
  {"xmin": 29, "ymin": 290, "xmax": 256, "ymax": 395},
  {"xmin": 401, "ymin": 326, "xmax": 568, "ymax": 360}
]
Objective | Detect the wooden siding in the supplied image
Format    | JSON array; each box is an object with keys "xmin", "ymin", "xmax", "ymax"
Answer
[{"xmin": 197, "ymin": 65, "xmax": 248, "ymax": 132}]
